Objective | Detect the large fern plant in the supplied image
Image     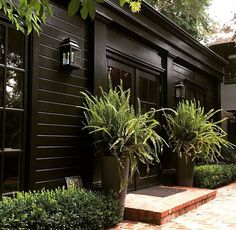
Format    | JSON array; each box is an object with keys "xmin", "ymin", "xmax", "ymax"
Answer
[
  {"xmin": 80, "ymin": 81, "xmax": 165, "ymax": 187},
  {"xmin": 163, "ymin": 100, "xmax": 233, "ymax": 162}
]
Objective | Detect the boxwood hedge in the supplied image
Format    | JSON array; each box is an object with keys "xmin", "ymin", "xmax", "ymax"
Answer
[
  {"xmin": 0, "ymin": 187, "xmax": 121, "ymax": 230},
  {"xmin": 194, "ymin": 164, "xmax": 236, "ymax": 189}
]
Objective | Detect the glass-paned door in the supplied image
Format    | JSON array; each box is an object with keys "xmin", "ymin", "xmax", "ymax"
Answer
[
  {"xmin": 135, "ymin": 70, "xmax": 161, "ymax": 188},
  {"xmin": 107, "ymin": 59, "xmax": 136, "ymax": 189},
  {"xmin": 107, "ymin": 58, "xmax": 162, "ymax": 190},
  {"xmin": 0, "ymin": 24, "xmax": 26, "ymax": 196}
]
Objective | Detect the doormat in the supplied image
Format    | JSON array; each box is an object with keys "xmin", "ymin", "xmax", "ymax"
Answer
[{"xmin": 131, "ymin": 186, "xmax": 186, "ymax": 198}]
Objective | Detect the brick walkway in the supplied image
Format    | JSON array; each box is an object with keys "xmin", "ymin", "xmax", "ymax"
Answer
[{"xmin": 110, "ymin": 181, "xmax": 236, "ymax": 230}]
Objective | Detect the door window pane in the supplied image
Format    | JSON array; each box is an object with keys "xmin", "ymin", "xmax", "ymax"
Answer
[
  {"xmin": 7, "ymin": 28, "xmax": 24, "ymax": 69},
  {"xmin": 0, "ymin": 25, "xmax": 4, "ymax": 64},
  {"xmin": 109, "ymin": 66, "xmax": 120, "ymax": 87},
  {"xmin": 121, "ymin": 71, "xmax": 131, "ymax": 90},
  {"xmin": 0, "ymin": 68, "xmax": 3, "ymax": 107},
  {"xmin": 3, "ymin": 153, "xmax": 19, "ymax": 193},
  {"xmin": 5, "ymin": 111, "xmax": 23, "ymax": 149},
  {"xmin": 109, "ymin": 66, "xmax": 131, "ymax": 90},
  {"xmin": 149, "ymin": 80, "xmax": 157, "ymax": 103},
  {"xmin": 140, "ymin": 76, "xmax": 157, "ymax": 103},
  {"xmin": 139, "ymin": 77, "xmax": 148, "ymax": 101},
  {"xmin": 5, "ymin": 70, "xmax": 24, "ymax": 108}
]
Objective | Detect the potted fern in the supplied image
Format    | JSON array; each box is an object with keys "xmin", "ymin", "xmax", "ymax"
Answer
[
  {"xmin": 80, "ymin": 80, "xmax": 165, "ymax": 214},
  {"xmin": 163, "ymin": 100, "xmax": 233, "ymax": 186}
]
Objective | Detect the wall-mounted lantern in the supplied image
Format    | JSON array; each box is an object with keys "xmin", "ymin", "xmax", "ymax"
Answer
[
  {"xmin": 61, "ymin": 38, "xmax": 81, "ymax": 71},
  {"xmin": 175, "ymin": 82, "xmax": 185, "ymax": 99}
]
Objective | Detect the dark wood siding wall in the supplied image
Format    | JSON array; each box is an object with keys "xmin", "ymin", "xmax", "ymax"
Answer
[
  {"xmin": 29, "ymin": 3, "xmax": 92, "ymax": 190},
  {"xmin": 173, "ymin": 63, "xmax": 219, "ymax": 109},
  {"xmin": 93, "ymin": 0, "xmax": 225, "ymax": 186}
]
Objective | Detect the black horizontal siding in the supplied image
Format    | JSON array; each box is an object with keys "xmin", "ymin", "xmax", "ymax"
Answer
[
  {"xmin": 29, "ymin": 3, "xmax": 92, "ymax": 190},
  {"xmin": 38, "ymin": 112, "xmax": 84, "ymax": 126},
  {"xmin": 173, "ymin": 63, "xmax": 217, "ymax": 109},
  {"xmin": 35, "ymin": 146, "xmax": 88, "ymax": 158},
  {"xmin": 35, "ymin": 156, "xmax": 82, "ymax": 170}
]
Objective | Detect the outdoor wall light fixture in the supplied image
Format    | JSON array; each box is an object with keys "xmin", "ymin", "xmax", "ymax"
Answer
[
  {"xmin": 175, "ymin": 82, "xmax": 185, "ymax": 99},
  {"xmin": 61, "ymin": 38, "xmax": 81, "ymax": 70}
]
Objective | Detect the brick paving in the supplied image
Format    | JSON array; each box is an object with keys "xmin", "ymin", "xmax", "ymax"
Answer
[{"xmin": 110, "ymin": 181, "xmax": 236, "ymax": 230}]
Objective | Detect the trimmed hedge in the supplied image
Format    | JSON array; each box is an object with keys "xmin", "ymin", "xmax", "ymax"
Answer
[
  {"xmin": 230, "ymin": 164, "xmax": 236, "ymax": 180},
  {"xmin": 194, "ymin": 164, "xmax": 236, "ymax": 189},
  {"xmin": 0, "ymin": 187, "xmax": 121, "ymax": 230}
]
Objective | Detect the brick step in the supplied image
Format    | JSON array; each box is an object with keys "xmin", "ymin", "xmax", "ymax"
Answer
[{"xmin": 124, "ymin": 186, "xmax": 216, "ymax": 225}]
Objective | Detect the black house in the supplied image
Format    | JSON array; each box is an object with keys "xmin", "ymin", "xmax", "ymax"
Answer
[{"xmin": 0, "ymin": 0, "xmax": 227, "ymax": 196}]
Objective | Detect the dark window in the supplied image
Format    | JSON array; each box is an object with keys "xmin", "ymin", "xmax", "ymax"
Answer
[
  {"xmin": 0, "ymin": 68, "xmax": 3, "ymax": 107},
  {"xmin": 7, "ymin": 28, "xmax": 25, "ymax": 69},
  {"xmin": 5, "ymin": 110, "xmax": 23, "ymax": 149},
  {"xmin": 0, "ymin": 23, "xmax": 26, "ymax": 196},
  {"xmin": 185, "ymin": 80, "xmax": 206, "ymax": 108},
  {"xmin": 108, "ymin": 63, "xmax": 132, "ymax": 91},
  {"xmin": 3, "ymin": 153, "xmax": 19, "ymax": 193},
  {"xmin": 139, "ymin": 70, "xmax": 160, "ymax": 117},
  {"xmin": 6, "ymin": 70, "xmax": 24, "ymax": 108},
  {"xmin": 0, "ymin": 25, "xmax": 5, "ymax": 64}
]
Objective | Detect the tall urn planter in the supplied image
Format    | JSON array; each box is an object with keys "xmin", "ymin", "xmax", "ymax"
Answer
[
  {"xmin": 163, "ymin": 100, "xmax": 233, "ymax": 187},
  {"xmin": 176, "ymin": 154, "xmax": 195, "ymax": 187},
  {"xmin": 101, "ymin": 156, "xmax": 129, "ymax": 217},
  {"xmin": 80, "ymin": 79, "xmax": 165, "ymax": 219}
]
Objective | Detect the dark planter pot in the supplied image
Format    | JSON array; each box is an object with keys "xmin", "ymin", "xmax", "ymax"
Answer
[
  {"xmin": 101, "ymin": 156, "xmax": 129, "ymax": 218},
  {"xmin": 176, "ymin": 154, "xmax": 195, "ymax": 187},
  {"xmin": 162, "ymin": 168, "xmax": 176, "ymax": 186}
]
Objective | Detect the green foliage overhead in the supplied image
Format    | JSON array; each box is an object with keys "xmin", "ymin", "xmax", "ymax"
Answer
[
  {"xmin": 67, "ymin": 0, "xmax": 142, "ymax": 19},
  {"xmin": 80, "ymin": 80, "xmax": 165, "ymax": 188},
  {"xmin": 163, "ymin": 100, "xmax": 234, "ymax": 162},
  {"xmin": 0, "ymin": 0, "xmax": 142, "ymax": 34},
  {"xmin": 0, "ymin": 0, "xmax": 52, "ymax": 34},
  {"xmin": 145, "ymin": 0, "xmax": 212, "ymax": 40},
  {"xmin": 0, "ymin": 0, "xmax": 213, "ymax": 39},
  {"xmin": 0, "ymin": 187, "xmax": 121, "ymax": 229}
]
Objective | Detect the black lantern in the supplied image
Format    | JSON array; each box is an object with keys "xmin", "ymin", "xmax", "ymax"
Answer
[
  {"xmin": 61, "ymin": 38, "xmax": 81, "ymax": 70},
  {"xmin": 175, "ymin": 82, "xmax": 185, "ymax": 99}
]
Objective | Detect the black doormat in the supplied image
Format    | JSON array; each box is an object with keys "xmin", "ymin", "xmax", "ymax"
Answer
[{"xmin": 131, "ymin": 186, "xmax": 186, "ymax": 198}]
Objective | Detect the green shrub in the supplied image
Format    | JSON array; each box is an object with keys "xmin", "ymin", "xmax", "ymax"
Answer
[
  {"xmin": 194, "ymin": 164, "xmax": 235, "ymax": 189},
  {"xmin": 0, "ymin": 187, "xmax": 121, "ymax": 230},
  {"xmin": 218, "ymin": 146, "xmax": 236, "ymax": 164},
  {"xmin": 229, "ymin": 164, "xmax": 236, "ymax": 180}
]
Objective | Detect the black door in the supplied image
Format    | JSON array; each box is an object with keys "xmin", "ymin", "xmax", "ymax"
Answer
[
  {"xmin": 0, "ymin": 23, "xmax": 27, "ymax": 196},
  {"xmin": 107, "ymin": 58, "xmax": 162, "ymax": 190},
  {"xmin": 135, "ymin": 70, "xmax": 161, "ymax": 188}
]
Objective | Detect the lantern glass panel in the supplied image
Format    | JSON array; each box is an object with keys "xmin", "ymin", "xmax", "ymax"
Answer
[
  {"xmin": 71, "ymin": 47, "xmax": 80, "ymax": 67},
  {"xmin": 175, "ymin": 87, "xmax": 181, "ymax": 98},
  {"xmin": 62, "ymin": 46, "xmax": 70, "ymax": 65}
]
